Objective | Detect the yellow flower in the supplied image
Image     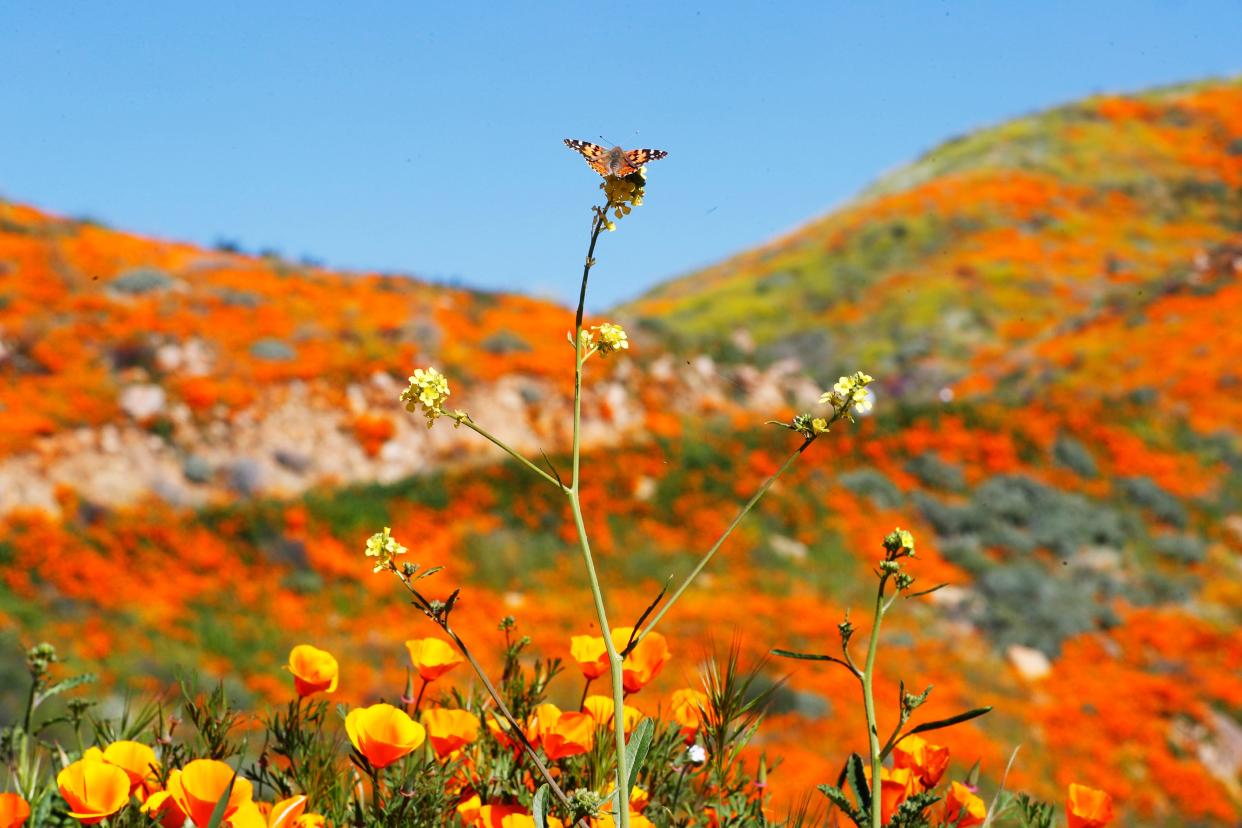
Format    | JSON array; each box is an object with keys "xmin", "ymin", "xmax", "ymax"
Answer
[
  {"xmin": 819, "ymin": 371, "xmax": 875, "ymax": 415},
  {"xmin": 400, "ymin": 367, "xmax": 451, "ymax": 427},
  {"xmin": 592, "ymin": 323, "xmax": 629, "ymax": 355},
  {"xmin": 364, "ymin": 527, "xmax": 407, "ymax": 573}
]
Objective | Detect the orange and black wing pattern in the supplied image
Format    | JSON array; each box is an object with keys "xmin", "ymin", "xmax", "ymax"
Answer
[
  {"xmin": 563, "ymin": 139, "xmax": 613, "ymax": 176},
  {"xmin": 564, "ymin": 139, "xmax": 668, "ymax": 177}
]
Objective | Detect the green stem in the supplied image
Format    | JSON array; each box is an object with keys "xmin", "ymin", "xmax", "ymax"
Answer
[
  {"xmin": 394, "ymin": 574, "xmax": 578, "ymax": 817},
  {"xmin": 456, "ymin": 416, "xmax": 566, "ymax": 491},
  {"xmin": 23, "ymin": 678, "xmax": 36, "ymax": 735},
  {"xmin": 567, "ymin": 206, "xmax": 630, "ymax": 828},
  {"xmin": 637, "ymin": 438, "xmax": 814, "ymax": 642},
  {"xmin": 862, "ymin": 576, "xmax": 889, "ymax": 828},
  {"xmin": 412, "ymin": 677, "xmax": 427, "ymax": 715}
]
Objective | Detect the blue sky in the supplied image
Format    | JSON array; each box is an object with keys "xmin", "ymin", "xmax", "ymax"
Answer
[{"xmin": 2, "ymin": 2, "xmax": 1239, "ymax": 309}]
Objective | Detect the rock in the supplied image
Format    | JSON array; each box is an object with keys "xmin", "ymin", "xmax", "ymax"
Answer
[
  {"xmin": 1007, "ymin": 644, "xmax": 1052, "ymax": 680},
  {"xmin": 769, "ymin": 534, "xmax": 808, "ymax": 562},
  {"xmin": 227, "ymin": 459, "xmax": 264, "ymax": 496},
  {"xmin": 274, "ymin": 449, "xmax": 312, "ymax": 474},
  {"xmin": 183, "ymin": 455, "xmax": 212, "ymax": 484}
]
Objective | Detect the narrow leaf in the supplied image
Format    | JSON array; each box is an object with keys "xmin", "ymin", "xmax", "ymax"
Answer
[
  {"xmin": 906, "ymin": 706, "xmax": 992, "ymax": 737},
  {"xmin": 204, "ymin": 771, "xmax": 238, "ymax": 828},
  {"xmin": 532, "ymin": 785, "xmax": 549, "ymax": 828},
  {"xmin": 770, "ymin": 649, "xmax": 838, "ymax": 662},
  {"xmin": 625, "ymin": 718, "xmax": 655, "ymax": 792},
  {"xmin": 843, "ymin": 753, "xmax": 870, "ymax": 815},
  {"xmin": 907, "ymin": 583, "xmax": 949, "ymax": 599}
]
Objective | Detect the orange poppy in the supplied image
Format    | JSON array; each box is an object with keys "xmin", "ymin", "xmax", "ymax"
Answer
[
  {"xmin": 1067, "ymin": 783, "xmax": 1114, "ymax": 828},
  {"xmin": 668, "ymin": 688, "xmax": 709, "ymax": 738},
  {"xmin": 541, "ymin": 711, "xmax": 595, "ymax": 760},
  {"xmin": 943, "ymin": 781, "xmax": 986, "ymax": 828},
  {"xmin": 167, "ymin": 759, "xmax": 254, "ymax": 828},
  {"xmin": 422, "ymin": 708, "xmax": 481, "ymax": 758},
  {"xmin": 286, "ymin": 645, "xmax": 339, "ymax": 697},
  {"xmin": 581, "ymin": 695, "xmax": 643, "ymax": 734},
  {"xmin": 0, "ymin": 793, "xmax": 30, "ymax": 828},
  {"xmin": 891, "ymin": 735, "xmax": 950, "ymax": 791},
  {"xmin": 85, "ymin": 741, "xmax": 160, "ymax": 797},
  {"xmin": 405, "ymin": 638, "xmax": 465, "ymax": 682},
  {"xmin": 57, "ymin": 758, "xmax": 133, "ymax": 825},
  {"xmin": 345, "ymin": 703, "xmax": 426, "ymax": 768}
]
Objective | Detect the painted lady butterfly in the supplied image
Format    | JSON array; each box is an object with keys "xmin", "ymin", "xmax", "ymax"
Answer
[{"xmin": 564, "ymin": 139, "xmax": 668, "ymax": 177}]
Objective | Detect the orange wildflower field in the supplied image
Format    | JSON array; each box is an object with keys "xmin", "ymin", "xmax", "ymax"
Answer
[{"xmin": 1, "ymin": 77, "xmax": 1240, "ymax": 826}]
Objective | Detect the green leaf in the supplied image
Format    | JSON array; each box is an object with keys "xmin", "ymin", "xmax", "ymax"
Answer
[
  {"xmin": 842, "ymin": 753, "xmax": 870, "ymax": 816},
  {"xmin": 38, "ymin": 674, "xmax": 97, "ymax": 701},
  {"xmin": 906, "ymin": 706, "xmax": 992, "ymax": 737},
  {"xmin": 770, "ymin": 649, "xmax": 837, "ymax": 662},
  {"xmin": 889, "ymin": 790, "xmax": 940, "ymax": 827},
  {"xmin": 625, "ymin": 718, "xmax": 655, "ymax": 792},
  {"xmin": 532, "ymin": 784, "xmax": 549, "ymax": 828},
  {"xmin": 204, "ymin": 770, "xmax": 238, "ymax": 828},
  {"xmin": 816, "ymin": 784, "xmax": 866, "ymax": 828},
  {"xmin": 965, "ymin": 758, "xmax": 981, "ymax": 788}
]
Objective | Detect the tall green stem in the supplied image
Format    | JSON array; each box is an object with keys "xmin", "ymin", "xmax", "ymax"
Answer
[
  {"xmin": 567, "ymin": 206, "xmax": 630, "ymax": 828},
  {"xmin": 862, "ymin": 577, "xmax": 889, "ymax": 828}
]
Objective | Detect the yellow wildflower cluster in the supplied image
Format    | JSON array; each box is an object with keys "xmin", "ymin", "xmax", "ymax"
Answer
[
  {"xmin": 820, "ymin": 371, "xmax": 875, "ymax": 415},
  {"xmin": 400, "ymin": 367, "xmax": 451, "ymax": 427},
  {"xmin": 364, "ymin": 526, "xmax": 407, "ymax": 573},
  {"xmin": 598, "ymin": 173, "xmax": 646, "ymax": 230}
]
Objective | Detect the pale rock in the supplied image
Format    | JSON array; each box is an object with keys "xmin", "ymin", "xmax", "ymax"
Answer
[
  {"xmin": 633, "ymin": 476, "xmax": 656, "ymax": 501},
  {"xmin": 769, "ymin": 534, "xmax": 808, "ymax": 562},
  {"xmin": 155, "ymin": 343, "xmax": 183, "ymax": 372},
  {"xmin": 649, "ymin": 355, "xmax": 675, "ymax": 381},
  {"xmin": 99, "ymin": 425, "xmax": 121, "ymax": 454},
  {"xmin": 120, "ymin": 384, "xmax": 166, "ymax": 421},
  {"xmin": 1075, "ymin": 547, "xmax": 1122, "ymax": 572},
  {"xmin": 370, "ymin": 371, "xmax": 398, "ymax": 391},
  {"xmin": 1007, "ymin": 645, "xmax": 1052, "ymax": 680}
]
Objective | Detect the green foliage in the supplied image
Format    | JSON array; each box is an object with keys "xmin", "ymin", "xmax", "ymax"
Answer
[
  {"xmin": 1052, "ymin": 435, "xmax": 1098, "ymax": 478},
  {"xmin": 976, "ymin": 562, "xmax": 1118, "ymax": 656},
  {"xmin": 249, "ymin": 338, "xmax": 297, "ymax": 361},
  {"xmin": 839, "ymin": 469, "xmax": 904, "ymax": 509},
  {"xmin": 1118, "ymin": 476, "xmax": 1188, "ymax": 528},
  {"xmin": 906, "ymin": 454, "xmax": 967, "ymax": 491},
  {"xmin": 110, "ymin": 267, "xmax": 174, "ymax": 295}
]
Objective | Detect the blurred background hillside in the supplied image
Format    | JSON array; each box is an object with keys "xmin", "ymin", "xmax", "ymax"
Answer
[{"xmin": 1, "ymin": 5, "xmax": 1240, "ymax": 825}]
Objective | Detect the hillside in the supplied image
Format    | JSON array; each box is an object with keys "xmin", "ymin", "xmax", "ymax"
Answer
[{"xmin": 1, "ymin": 77, "xmax": 1241, "ymax": 825}]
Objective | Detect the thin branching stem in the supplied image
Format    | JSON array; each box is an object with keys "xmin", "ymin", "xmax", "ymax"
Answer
[
  {"xmin": 393, "ymin": 574, "xmax": 576, "ymax": 815},
  {"xmin": 567, "ymin": 203, "xmax": 631, "ymax": 828},
  {"xmin": 454, "ymin": 415, "xmax": 567, "ymax": 491},
  {"xmin": 636, "ymin": 437, "xmax": 814, "ymax": 643}
]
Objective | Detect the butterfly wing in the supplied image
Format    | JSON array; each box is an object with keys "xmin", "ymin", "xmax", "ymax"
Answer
[
  {"xmin": 623, "ymin": 148, "xmax": 669, "ymax": 171},
  {"xmin": 564, "ymin": 139, "xmax": 612, "ymax": 176}
]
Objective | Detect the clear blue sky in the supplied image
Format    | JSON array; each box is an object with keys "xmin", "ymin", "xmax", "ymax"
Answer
[{"xmin": 2, "ymin": 3, "xmax": 1239, "ymax": 309}]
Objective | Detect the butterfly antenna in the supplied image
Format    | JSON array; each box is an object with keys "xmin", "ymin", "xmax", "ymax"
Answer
[{"xmin": 598, "ymin": 134, "xmax": 617, "ymax": 147}]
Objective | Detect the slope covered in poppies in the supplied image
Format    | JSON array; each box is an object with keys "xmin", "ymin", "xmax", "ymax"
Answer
[{"xmin": 1, "ymin": 77, "xmax": 1240, "ymax": 825}]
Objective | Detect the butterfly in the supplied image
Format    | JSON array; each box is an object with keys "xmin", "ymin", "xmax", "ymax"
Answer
[{"xmin": 563, "ymin": 139, "xmax": 668, "ymax": 177}]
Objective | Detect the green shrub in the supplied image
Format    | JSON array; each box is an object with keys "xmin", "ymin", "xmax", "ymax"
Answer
[{"xmin": 110, "ymin": 267, "xmax": 174, "ymax": 294}]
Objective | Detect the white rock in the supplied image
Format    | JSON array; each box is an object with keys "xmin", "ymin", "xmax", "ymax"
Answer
[
  {"xmin": 769, "ymin": 534, "xmax": 808, "ymax": 562},
  {"xmin": 119, "ymin": 384, "xmax": 166, "ymax": 421},
  {"xmin": 1007, "ymin": 645, "xmax": 1052, "ymax": 680}
]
